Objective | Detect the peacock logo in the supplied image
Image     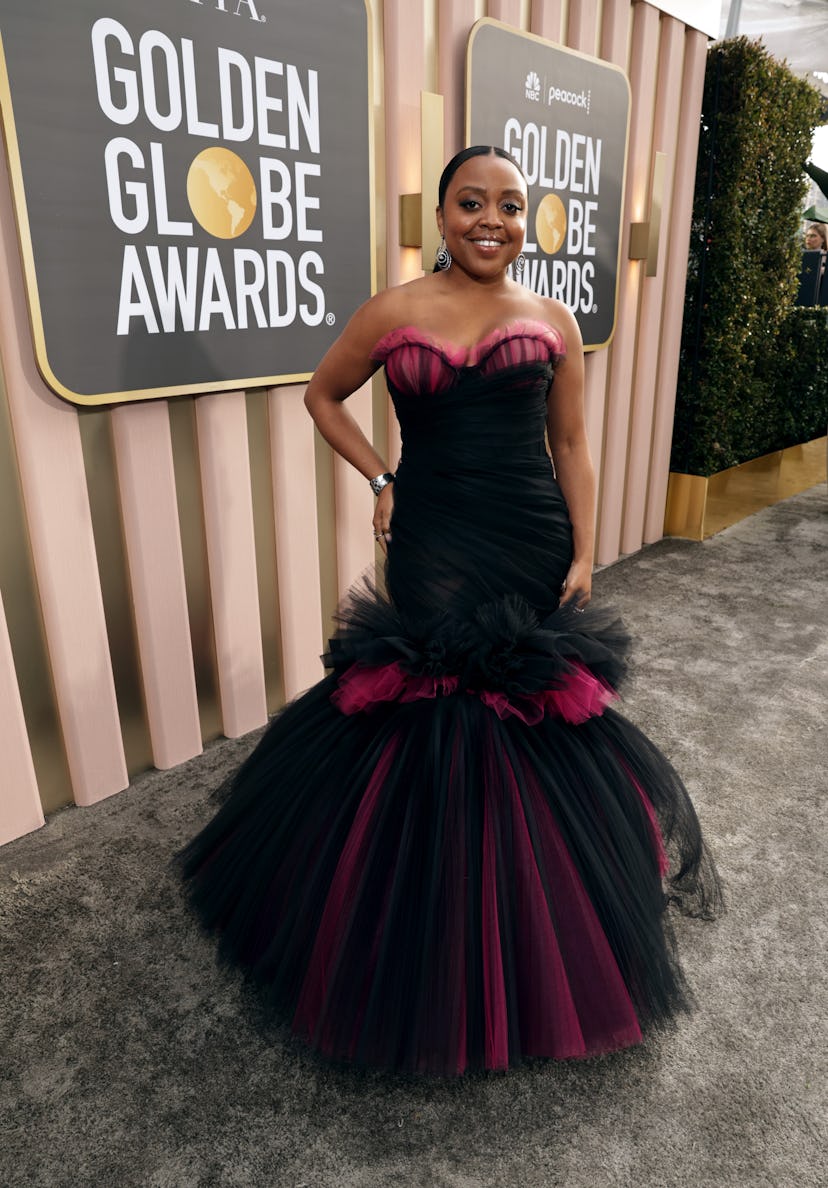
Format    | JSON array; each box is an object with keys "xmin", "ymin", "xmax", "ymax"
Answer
[{"xmin": 524, "ymin": 70, "xmax": 541, "ymax": 101}]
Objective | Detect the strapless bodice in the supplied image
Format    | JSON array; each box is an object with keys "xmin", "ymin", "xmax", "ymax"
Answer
[
  {"xmin": 371, "ymin": 320, "xmax": 566, "ymax": 397},
  {"xmin": 372, "ymin": 320, "xmax": 566, "ymax": 467}
]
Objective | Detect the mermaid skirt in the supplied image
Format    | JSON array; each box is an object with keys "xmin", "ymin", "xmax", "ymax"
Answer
[{"xmin": 179, "ymin": 580, "xmax": 721, "ymax": 1075}]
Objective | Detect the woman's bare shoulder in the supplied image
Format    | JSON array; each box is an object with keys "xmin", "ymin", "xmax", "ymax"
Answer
[
  {"xmin": 345, "ymin": 276, "xmax": 439, "ymax": 339},
  {"xmin": 524, "ymin": 293, "xmax": 583, "ymax": 351},
  {"xmin": 317, "ymin": 277, "xmax": 441, "ymax": 369}
]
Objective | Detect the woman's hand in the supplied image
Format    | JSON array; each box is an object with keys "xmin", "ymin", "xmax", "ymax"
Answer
[
  {"xmin": 559, "ymin": 557, "xmax": 592, "ymax": 609},
  {"xmin": 373, "ymin": 483, "xmax": 395, "ymax": 554}
]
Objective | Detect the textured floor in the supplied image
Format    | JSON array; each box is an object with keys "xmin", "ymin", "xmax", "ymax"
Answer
[{"xmin": 1, "ymin": 486, "xmax": 826, "ymax": 1188}]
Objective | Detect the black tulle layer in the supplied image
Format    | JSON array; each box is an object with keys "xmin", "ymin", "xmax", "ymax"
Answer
[
  {"xmin": 179, "ymin": 353, "xmax": 722, "ymax": 1075},
  {"xmin": 327, "ymin": 581, "xmax": 630, "ymax": 693},
  {"xmin": 179, "ymin": 591, "xmax": 722, "ymax": 1075}
]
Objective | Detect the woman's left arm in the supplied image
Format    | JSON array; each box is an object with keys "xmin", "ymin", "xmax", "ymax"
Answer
[{"xmin": 544, "ymin": 305, "xmax": 595, "ymax": 607}]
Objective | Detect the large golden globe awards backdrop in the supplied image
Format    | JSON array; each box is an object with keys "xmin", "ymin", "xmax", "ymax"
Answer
[
  {"xmin": 467, "ymin": 20, "xmax": 630, "ymax": 350},
  {"xmin": 0, "ymin": 0, "xmax": 372, "ymax": 405}
]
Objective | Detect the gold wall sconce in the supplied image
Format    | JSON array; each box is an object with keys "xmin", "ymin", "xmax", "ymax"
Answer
[
  {"xmin": 399, "ymin": 90, "xmax": 445, "ymax": 265},
  {"xmin": 628, "ymin": 150, "xmax": 667, "ymax": 276}
]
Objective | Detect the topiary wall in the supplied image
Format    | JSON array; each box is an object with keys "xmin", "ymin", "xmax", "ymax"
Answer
[{"xmin": 672, "ymin": 37, "xmax": 826, "ymax": 477}]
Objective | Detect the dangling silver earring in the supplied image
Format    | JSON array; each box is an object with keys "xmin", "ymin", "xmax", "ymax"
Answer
[
  {"xmin": 513, "ymin": 252, "xmax": 526, "ymax": 276},
  {"xmin": 435, "ymin": 237, "xmax": 452, "ymax": 270}
]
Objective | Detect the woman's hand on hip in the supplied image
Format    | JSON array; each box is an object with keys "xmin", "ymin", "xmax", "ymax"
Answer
[{"xmin": 373, "ymin": 483, "xmax": 395, "ymax": 554}]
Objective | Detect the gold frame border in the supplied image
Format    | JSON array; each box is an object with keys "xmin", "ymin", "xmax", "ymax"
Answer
[
  {"xmin": 0, "ymin": 4, "xmax": 376, "ymax": 408},
  {"xmin": 463, "ymin": 18, "xmax": 632, "ymax": 352},
  {"xmin": 664, "ymin": 437, "xmax": 828, "ymax": 541}
]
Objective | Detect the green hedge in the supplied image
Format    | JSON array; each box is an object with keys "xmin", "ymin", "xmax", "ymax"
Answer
[
  {"xmin": 672, "ymin": 37, "xmax": 826, "ymax": 476},
  {"xmin": 765, "ymin": 306, "xmax": 828, "ymax": 448}
]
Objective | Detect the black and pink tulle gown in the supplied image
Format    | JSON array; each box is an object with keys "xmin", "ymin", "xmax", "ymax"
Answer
[{"xmin": 179, "ymin": 320, "xmax": 722, "ymax": 1075}]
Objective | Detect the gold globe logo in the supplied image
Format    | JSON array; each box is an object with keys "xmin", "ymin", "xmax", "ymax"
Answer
[
  {"xmin": 187, "ymin": 147, "xmax": 257, "ymax": 239},
  {"xmin": 535, "ymin": 193, "xmax": 567, "ymax": 255}
]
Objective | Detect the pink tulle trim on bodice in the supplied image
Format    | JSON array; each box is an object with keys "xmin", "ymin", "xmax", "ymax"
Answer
[
  {"xmin": 331, "ymin": 659, "xmax": 617, "ymax": 725},
  {"xmin": 370, "ymin": 320, "xmax": 566, "ymax": 396}
]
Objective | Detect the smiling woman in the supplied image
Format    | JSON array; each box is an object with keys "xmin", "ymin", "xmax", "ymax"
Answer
[
  {"xmin": 179, "ymin": 145, "xmax": 722, "ymax": 1076},
  {"xmin": 433, "ymin": 146, "xmax": 527, "ymax": 277}
]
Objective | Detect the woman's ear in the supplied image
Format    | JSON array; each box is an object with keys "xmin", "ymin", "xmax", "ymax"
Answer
[{"xmin": 436, "ymin": 207, "xmax": 444, "ymax": 238}]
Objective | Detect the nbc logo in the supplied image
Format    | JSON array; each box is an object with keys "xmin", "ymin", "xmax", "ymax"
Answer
[{"xmin": 525, "ymin": 70, "xmax": 541, "ymax": 101}]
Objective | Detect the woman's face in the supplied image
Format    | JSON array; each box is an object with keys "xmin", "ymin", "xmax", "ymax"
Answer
[
  {"xmin": 805, "ymin": 225, "xmax": 825, "ymax": 250},
  {"xmin": 436, "ymin": 153, "xmax": 527, "ymax": 279}
]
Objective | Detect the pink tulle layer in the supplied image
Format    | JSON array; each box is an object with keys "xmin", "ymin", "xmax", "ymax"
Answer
[
  {"xmin": 369, "ymin": 320, "xmax": 567, "ymax": 397},
  {"xmin": 331, "ymin": 659, "xmax": 618, "ymax": 725},
  {"xmin": 292, "ymin": 730, "xmax": 645, "ymax": 1072}
]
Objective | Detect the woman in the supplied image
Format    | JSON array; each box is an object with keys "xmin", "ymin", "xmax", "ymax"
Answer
[
  {"xmin": 804, "ymin": 222, "xmax": 827, "ymax": 293},
  {"xmin": 180, "ymin": 146, "xmax": 721, "ymax": 1076},
  {"xmin": 804, "ymin": 221, "xmax": 828, "ymax": 252}
]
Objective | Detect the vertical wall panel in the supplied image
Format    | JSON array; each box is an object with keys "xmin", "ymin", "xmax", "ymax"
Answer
[
  {"xmin": 111, "ymin": 402, "xmax": 202, "ymax": 769},
  {"xmin": 621, "ymin": 15, "xmax": 685, "ymax": 554},
  {"xmin": 566, "ymin": 0, "xmax": 607, "ymax": 510},
  {"xmin": 601, "ymin": 0, "xmax": 632, "ymax": 65},
  {"xmin": 167, "ymin": 396, "xmax": 223, "ymax": 743},
  {"xmin": 383, "ymin": 2, "xmax": 427, "ymax": 288},
  {"xmin": 530, "ymin": 0, "xmax": 563, "ymax": 41},
  {"xmin": 195, "ymin": 392, "xmax": 267, "ymax": 738},
  {"xmin": 0, "ymin": 323, "xmax": 71, "ymax": 816},
  {"xmin": 268, "ymin": 384, "xmax": 325, "ymax": 701},
  {"xmin": 583, "ymin": 348, "xmax": 610, "ymax": 507},
  {"xmin": 78, "ymin": 409, "xmax": 153, "ymax": 776},
  {"xmin": 566, "ymin": 0, "xmax": 598, "ymax": 53},
  {"xmin": 334, "ymin": 383, "xmax": 377, "ymax": 597},
  {"xmin": 439, "ymin": 0, "xmax": 478, "ymax": 157},
  {"xmin": 0, "ymin": 152, "xmax": 127, "ymax": 807},
  {"xmin": 585, "ymin": 0, "xmax": 634, "ymax": 512},
  {"xmin": 488, "ymin": 0, "xmax": 523, "ymax": 25},
  {"xmin": 0, "ymin": 589, "xmax": 43, "ymax": 845},
  {"xmin": 383, "ymin": 0, "xmax": 427, "ymax": 467},
  {"xmin": 596, "ymin": 1, "xmax": 661, "ymax": 564},
  {"xmin": 245, "ymin": 390, "xmax": 285, "ymax": 713},
  {"xmin": 644, "ymin": 28, "xmax": 708, "ymax": 543}
]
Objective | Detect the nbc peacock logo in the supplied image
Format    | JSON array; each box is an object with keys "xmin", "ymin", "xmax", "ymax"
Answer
[{"xmin": 524, "ymin": 70, "xmax": 541, "ymax": 101}]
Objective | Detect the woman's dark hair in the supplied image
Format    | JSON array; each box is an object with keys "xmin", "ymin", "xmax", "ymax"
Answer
[{"xmin": 436, "ymin": 145, "xmax": 526, "ymax": 208}]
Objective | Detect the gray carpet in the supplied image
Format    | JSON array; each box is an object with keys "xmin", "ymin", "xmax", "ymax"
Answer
[{"xmin": 1, "ymin": 487, "xmax": 826, "ymax": 1188}]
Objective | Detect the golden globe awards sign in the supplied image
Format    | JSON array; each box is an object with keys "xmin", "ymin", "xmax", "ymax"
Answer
[
  {"xmin": 0, "ymin": 0, "xmax": 372, "ymax": 405},
  {"xmin": 467, "ymin": 20, "xmax": 630, "ymax": 349}
]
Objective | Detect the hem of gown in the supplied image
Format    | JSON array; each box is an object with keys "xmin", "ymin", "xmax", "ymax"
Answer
[{"xmin": 176, "ymin": 915, "xmax": 691, "ymax": 1080}]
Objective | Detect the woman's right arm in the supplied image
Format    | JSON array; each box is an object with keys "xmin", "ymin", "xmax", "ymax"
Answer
[{"xmin": 303, "ymin": 294, "xmax": 395, "ymax": 480}]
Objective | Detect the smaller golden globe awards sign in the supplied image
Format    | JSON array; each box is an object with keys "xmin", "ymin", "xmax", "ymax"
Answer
[
  {"xmin": 467, "ymin": 20, "xmax": 630, "ymax": 350},
  {"xmin": 0, "ymin": 0, "xmax": 372, "ymax": 404}
]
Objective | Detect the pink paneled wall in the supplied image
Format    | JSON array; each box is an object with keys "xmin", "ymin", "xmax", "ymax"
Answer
[
  {"xmin": 110, "ymin": 401, "xmax": 202, "ymax": 770},
  {"xmin": 0, "ymin": 0, "xmax": 709, "ymax": 844},
  {"xmin": 0, "ymin": 151, "xmax": 128, "ymax": 810}
]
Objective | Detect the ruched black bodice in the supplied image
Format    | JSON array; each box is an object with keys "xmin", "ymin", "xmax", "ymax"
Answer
[{"xmin": 372, "ymin": 322, "xmax": 573, "ymax": 620}]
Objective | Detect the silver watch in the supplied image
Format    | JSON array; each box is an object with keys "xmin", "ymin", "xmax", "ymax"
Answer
[{"xmin": 369, "ymin": 471, "xmax": 395, "ymax": 496}]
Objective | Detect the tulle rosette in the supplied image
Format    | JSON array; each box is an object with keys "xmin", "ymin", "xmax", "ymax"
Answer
[{"xmin": 328, "ymin": 584, "xmax": 628, "ymax": 727}]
